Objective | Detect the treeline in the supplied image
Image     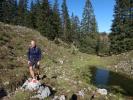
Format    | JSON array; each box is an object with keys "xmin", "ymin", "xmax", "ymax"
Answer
[
  {"xmin": 110, "ymin": 0, "xmax": 133, "ymax": 54},
  {"xmin": 0, "ymin": 0, "xmax": 103, "ymax": 54},
  {"xmin": 1, "ymin": 0, "xmax": 132, "ymax": 55}
]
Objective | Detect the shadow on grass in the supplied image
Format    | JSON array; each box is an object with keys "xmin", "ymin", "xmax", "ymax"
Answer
[
  {"xmin": 70, "ymin": 94, "xmax": 78, "ymax": 100},
  {"xmin": 89, "ymin": 67, "xmax": 133, "ymax": 97}
]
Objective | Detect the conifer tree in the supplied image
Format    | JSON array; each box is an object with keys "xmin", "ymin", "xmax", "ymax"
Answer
[
  {"xmin": 61, "ymin": 0, "xmax": 72, "ymax": 42},
  {"xmin": 79, "ymin": 0, "xmax": 98, "ymax": 54},
  {"xmin": 81, "ymin": 0, "xmax": 98, "ymax": 34},
  {"xmin": 110, "ymin": 0, "xmax": 133, "ymax": 54},
  {"xmin": 36, "ymin": 0, "xmax": 53, "ymax": 39},
  {"xmin": 52, "ymin": 0, "xmax": 63, "ymax": 39},
  {"xmin": 0, "ymin": 0, "xmax": 5, "ymax": 22},
  {"xmin": 1, "ymin": 0, "xmax": 17, "ymax": 24},
  {"xmin": 71, "ymin": 13, "xmax": 80, "ymax": 43},
  {"xmin": 28, "ymin": 0, "xmax": 38, "ymax": 28},
  {"xmin": 17, "ymin": 0, "xmax": 29, "ymax": 26}
]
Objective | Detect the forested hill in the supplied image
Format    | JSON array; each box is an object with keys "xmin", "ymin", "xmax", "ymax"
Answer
[{"xmin": 0, "ymin": 0, "xmax": 132, "ymax": 55}]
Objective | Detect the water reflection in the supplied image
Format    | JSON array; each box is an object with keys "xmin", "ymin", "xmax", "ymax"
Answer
[
  {"xmin": 90, "ymin": 67, "xmax": 133, "ymax": 96},
  {"xmin": 95, "ymin": 68, "xmax": 109, "ymax": 88}
]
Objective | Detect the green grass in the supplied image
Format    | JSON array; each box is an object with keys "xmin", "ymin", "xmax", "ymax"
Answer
[
  {"xmin": 10, "ymin": 91, "xmax": 31, "ymax": 100},
  {"xmin": 1, "ymin": 22, "xmax": 133, "ymax": 99}
]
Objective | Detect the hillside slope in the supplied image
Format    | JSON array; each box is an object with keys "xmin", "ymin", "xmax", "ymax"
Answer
[
  {"xmin": 0, "ymin": 22, "xmax": 133, "ymax": 99},
  {"xmin": 0, "ymin": 22, "xmax": 48, "ymax": 94},
  {"xmin": 0, "ymin": 22, "xmax": 93, "ymax": 99}
]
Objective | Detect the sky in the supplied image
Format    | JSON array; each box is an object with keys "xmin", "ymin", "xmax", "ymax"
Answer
[{"xmin": 49, "ymin": 0, "xmax": 115, "ymax": 33}]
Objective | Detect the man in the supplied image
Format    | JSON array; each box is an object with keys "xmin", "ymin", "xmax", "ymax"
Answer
[{"xmin": 27, "ymin": 40, "xmax": 41, "ymax": 80}]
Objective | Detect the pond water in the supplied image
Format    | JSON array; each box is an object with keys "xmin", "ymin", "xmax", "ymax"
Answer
[
  {"xmin": 90, "ymin": 67, "xmax": 133, "ymax": 96},
  {"xmin": 94, "ymin": 68, "xmax": 109, "ymax": 88}
]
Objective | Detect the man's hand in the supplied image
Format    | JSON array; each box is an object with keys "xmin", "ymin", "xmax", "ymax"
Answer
[
  {"xmin": 28, "ymin": 61, "xmax": 31, "ymax": 65},
  {"xmin": 37, "ymin": 61, "xmax": 40, "ymax": 66}
]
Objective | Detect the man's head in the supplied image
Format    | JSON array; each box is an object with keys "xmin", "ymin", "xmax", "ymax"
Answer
[{"xmin": 31, "ymin": 40, "xmax": 36, "ymax": 48}]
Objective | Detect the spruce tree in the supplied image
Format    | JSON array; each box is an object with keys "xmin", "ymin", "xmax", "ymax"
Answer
[
  {"xmin": 61, "ymin": 0, "xmax": 72, "ymax": 42},
  {"xmin": 71, "ymin": 13, "xmax": 80, "ymax": 44},
  {"xmin": 28, "ymin": 0, "xmax": 38, "ymax": 28},
  {"xmin": 36, "ymin": 0, "xmax": 53, "ymax": 39},
  {"xmin": 80, "ymin": 0, "xmax": 98, "ymax": 54},
  {"xmin": 12, "ymin": 0, "xmax": 18, "ymax": 24},
  {"xmin": 1, "ymin": 0, "xmax": 17, "ymax": 24},
  {"xmin": 30, "ymin": 0, "xmax": 41, "ymax": 29},
  {"xmin": 17, "ymin": 0, "xmax": 29, "ymax": 26},
  {"xmin": 81, "ymin": 0, "xmax": 98, "ymax": 34},
  {"xmin": 52, "ymin": 0, "xmax": 63, "ymax": 39},
  {"xmin": 2, "ymin": 0, "xmax": 12, "ymax": 23},
  {"xmin": 0, "ymin": 0, "xmax": 4, "ymax": 22},
  {"xmin": 110, "ymin": 0, "xmax": 133, "ymax": 54}
]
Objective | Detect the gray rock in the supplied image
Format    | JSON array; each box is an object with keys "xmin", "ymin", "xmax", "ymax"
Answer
[
  {"xmin": 32, "ymin": 86, "xmax": 51, "ymax": 99},
  {"xmin": 53, "ymin": 96, "xmax": 59, "ymax": 100},
  {"xmin": 97, "ymin": 88, "xmax": 107, "ymax": 95},
  {"xmin": 59, "ymin": 95, "xmax": 66, "ymax": 100},
  {"xmin": 77, "ymin": 90, "xmax": 84, "ymax": 97},
  {"xmin": 21, "ymin": 78, "xmax": 51, "ymax": 99}
]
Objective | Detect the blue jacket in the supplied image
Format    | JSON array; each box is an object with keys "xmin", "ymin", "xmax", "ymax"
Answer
[{"xmin": 27, "ymin": 46, "xmax": 41, "ymax": 62}]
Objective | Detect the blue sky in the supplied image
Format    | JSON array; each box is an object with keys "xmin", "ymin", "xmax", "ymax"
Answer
[
  {"xmin": 49, "ymin": 0, "xmax": 115, "ymax": 33},
  {"xmin": 27, "ymin": 0, "xmax": 115, "ymax": 33}
]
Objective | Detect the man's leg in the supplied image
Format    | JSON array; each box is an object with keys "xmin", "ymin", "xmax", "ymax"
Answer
[
  {"xmin": 29, "ymin": 66, "xmax": 35, "ymax": 79},
  {"xmin": 36, "ymin": 68, "xmax": 40, "ymax": 80},
  {"xmin": 36, "ymin": 68, "xmax": 40, "ymax": 76},
  {"xmin": 35, "ymin": 63, "xmax": 40, "ymax": 80}
]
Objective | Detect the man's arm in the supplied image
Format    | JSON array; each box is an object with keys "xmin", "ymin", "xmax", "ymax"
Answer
[
  {"xmin": 37, "ymin": 48, "xmax": 41, "ymax": 65},
  {"xmin": 27, "ymin": 48, "xmax": 31, "ymax": 64},
  {"xmin": 38, "ymin": 48, "xmax": 41, "ymax": 61}
]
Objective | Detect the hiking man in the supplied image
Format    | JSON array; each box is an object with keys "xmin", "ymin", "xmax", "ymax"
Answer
[{"xmin": 27, "ymin": 40, "xmax": 41, "ymax": 80}]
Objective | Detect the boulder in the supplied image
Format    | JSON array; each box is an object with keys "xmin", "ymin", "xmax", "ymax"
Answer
[
  {"xmin": 59, "ymin": 95, "xmax": 66, "ymax": 100},
  {"xmin": 21, "ymin": 78, "xmax": 41, "ymax": 91},
  {"xmin": 97, "ymin": 88, "xmax": 107, "ymax": 95},
  {"xmin": 31, "ymin": 86, "xmax": 51, "ymax": 99},
  {"xmin": 21, "ymin": 78, "xmax": 51, "ymax": 99}
]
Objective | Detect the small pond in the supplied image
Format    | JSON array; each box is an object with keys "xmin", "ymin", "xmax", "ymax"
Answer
[{"xmin": 90, "ymin": 67, "xmax": 133, "ymax": 96}]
